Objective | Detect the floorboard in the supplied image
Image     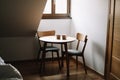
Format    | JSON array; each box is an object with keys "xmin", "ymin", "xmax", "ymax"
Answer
[{"xmin": 11, "ymin": 59, "xmax": 104, "ymax": 80}]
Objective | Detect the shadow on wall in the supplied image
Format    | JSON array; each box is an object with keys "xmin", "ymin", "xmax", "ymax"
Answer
[
  {"xmin": 0, "ymin": 37, "xmax": 39, "ymax": 61},
  {"xmin": 0, "ymin": 0, "xmax": 46, "ymax": 37},
  {"xmin": 91, "ymin": 41, "xmax": 105, "ymax": 71}
]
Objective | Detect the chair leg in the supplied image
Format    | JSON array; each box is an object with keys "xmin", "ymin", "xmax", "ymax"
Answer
[
  {"xmin": 40, "ymin": 52, "xmax": 43, "ymax": 72},
  {"xmin": 66, "ymin": 54, "xmax": 70, "ymax": 77},
  {"xmin": 56, "ymin": 51, "xmax": 61, "ymax": 70},
  {"xmin": 82, "ymin": 56, "xmax": 87, "ymax": 74},
  {"xmin": 52, "ymin": 51, "xmax": 54, "ymax": 61},
  {"xmin": 61, "ymin": 52, "xmax": 64, "ymax": 67},
  {"xmin": 61, "ymin": 44, "xmax": 64, "ymax": 67},
  {"xmin": 43, "ymin": 53, "xmax": 46, "ymax": 71},
  {"xmin": 40, "ymin": 52, "xmax": 46, "ymax": 72},
  {"xmin": 37, "ymin": 49, "xmax": 41, "ymax": 60},
  {"xmin": 76, "ymin": 56, "xmax": 78, "ymax": 69}
]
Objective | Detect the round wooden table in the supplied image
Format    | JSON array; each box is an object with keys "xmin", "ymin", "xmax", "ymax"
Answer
[{"xmin": 39, "ymin": 36, "xmax": 76, "ymax": 77}]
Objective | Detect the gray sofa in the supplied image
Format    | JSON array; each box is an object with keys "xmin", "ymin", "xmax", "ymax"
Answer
[{"xmin": 0, "ymin": 57, "xmax": 23, "ymax": 80}]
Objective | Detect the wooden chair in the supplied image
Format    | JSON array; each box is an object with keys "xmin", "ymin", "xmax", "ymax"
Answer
[
  {"xmin": 62, "ymin": 33, "xmax": 88, "ymax": 74},
  {"xmin": 37, "ymin": 30, "xmax": 61, "ymax": 71}
]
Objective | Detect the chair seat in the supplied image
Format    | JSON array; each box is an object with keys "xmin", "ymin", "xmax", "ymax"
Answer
[
  {"xmin": 67, "ymin": 49, "xmax": 82, "ymax": 56},
  {"xmin": 41, "ymin": 46, "xmax": 59, "ymax": 51}
]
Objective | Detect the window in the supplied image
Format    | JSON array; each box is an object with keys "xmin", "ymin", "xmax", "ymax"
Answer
[{"xmin": 42, "ymin": 0, "xmax": 71, "ymax": 19}]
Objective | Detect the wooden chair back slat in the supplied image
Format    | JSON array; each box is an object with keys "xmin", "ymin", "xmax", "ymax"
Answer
[
  {"xmin": 37, "ymin": 30, "xmax": 55, "ymax": 38},
  {"xmin": 76, "ymin": 33, "xmax": 88, "ymax": 51}
]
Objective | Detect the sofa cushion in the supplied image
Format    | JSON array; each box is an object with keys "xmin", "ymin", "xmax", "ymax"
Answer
[
  {"xmin": 0, "ymin": 64, "xmax": 23, "ymax": 79},
  {"xmin": 0, "ymin": 78, "xmax": 22, "ymax": 80},
  {"xmin": 0, "ymin": 57, "xmax": 5, "ymax": 65}
]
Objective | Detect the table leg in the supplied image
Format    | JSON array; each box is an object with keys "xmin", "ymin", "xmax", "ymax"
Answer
[
  {"xmin": 61, "ymin": 44, "xmax": 64, "ymax": 67},
  {"xmin": 64, "ymin": 43, "xmax": 69, "ymax": 77}
]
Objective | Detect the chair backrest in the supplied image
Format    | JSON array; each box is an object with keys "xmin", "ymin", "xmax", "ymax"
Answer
[
  {"xmin": 76, "ymin": 33, "xmax": 88, "ymax": 54},
  {"xmin": 37, "ymin": 30, "xmax": 55, "ymax": 38},
  {"xmin": 37, "ymin": 30, "xmax": 56, "ymax": 47}
]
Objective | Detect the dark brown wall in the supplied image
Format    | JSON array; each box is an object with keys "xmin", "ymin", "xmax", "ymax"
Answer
[{"xmin": 0, "ymin": 0, "xmax": 46, "ymax": 37}]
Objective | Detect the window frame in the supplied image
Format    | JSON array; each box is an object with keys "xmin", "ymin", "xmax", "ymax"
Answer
[{"xmin": 42, "ymin": 0, "xmax": 71, "ymax": 19}]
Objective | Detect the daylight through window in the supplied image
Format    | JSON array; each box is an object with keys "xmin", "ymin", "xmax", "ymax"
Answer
[{"xmin": 42, "ymin": 0, "xmax": 71, "ymax": 19}]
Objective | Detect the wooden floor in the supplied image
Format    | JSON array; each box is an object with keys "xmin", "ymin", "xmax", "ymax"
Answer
[{"xmin": 11, "ymin": 59, "xmax": 104, "ymax": 80}]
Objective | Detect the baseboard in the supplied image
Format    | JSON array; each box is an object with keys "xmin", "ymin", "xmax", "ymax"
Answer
[
  {"xmin": 71, "ymin": 57, "xmax": 105, "ymax": 79},
  {"xmin": 6, "ymin": 57, "xmax": 63, "ymax": 64}
]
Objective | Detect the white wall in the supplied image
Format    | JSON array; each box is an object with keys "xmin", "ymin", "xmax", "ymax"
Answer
[
  {"xmin": 70, "ymin": 0, "xmax": 109, "ymax": 75},
  {"xmin": 38, "ymin": 19, "xmax": 71, "ymax": 35}
]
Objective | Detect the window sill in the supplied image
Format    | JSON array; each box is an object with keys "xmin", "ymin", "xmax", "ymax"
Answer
[{"xmin": 42, "ymin": 16, "xmax": 72, "ymax": 19}]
